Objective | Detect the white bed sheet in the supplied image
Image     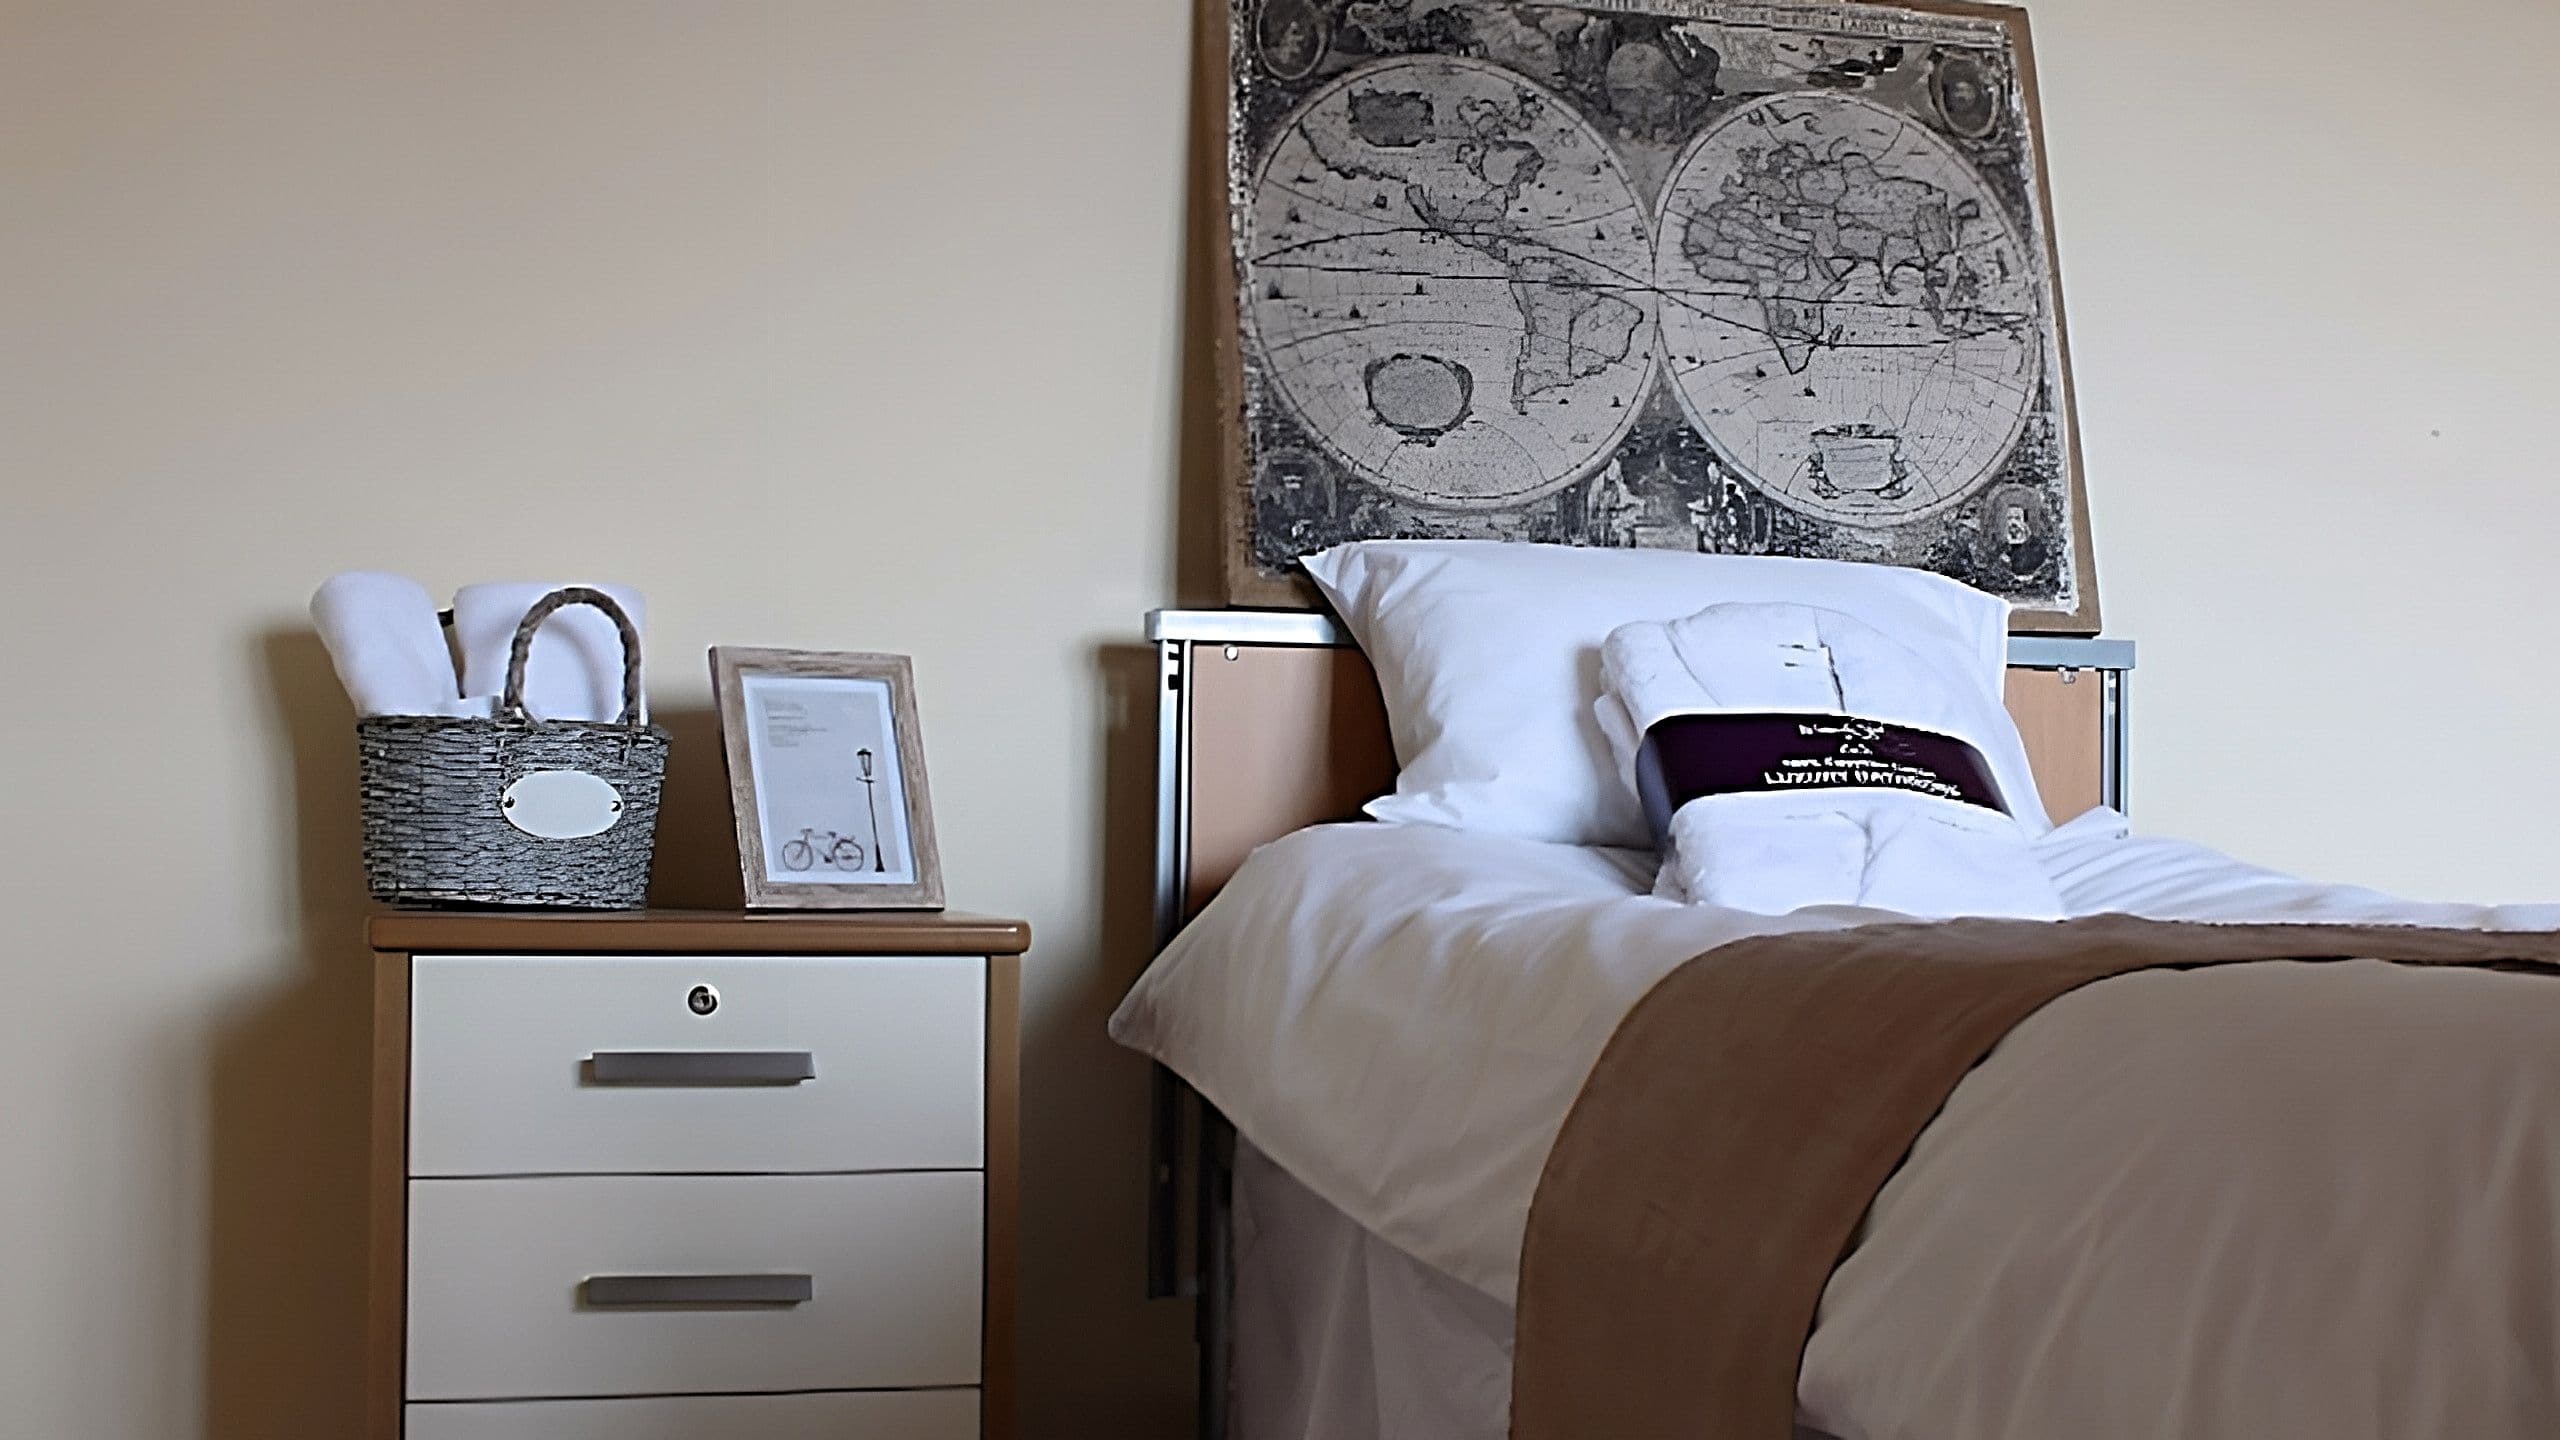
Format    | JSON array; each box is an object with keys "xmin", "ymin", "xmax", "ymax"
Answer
[
  {"xmin": 1233, "ymin": 1134, "xmax": 1845, "ymax": 1440},
  {"xmin": 1232, "ymin": 1136, "xmax": 1511, "ymax": 1440},
  {"xmin": 1110, "ymin": 808, "xmax": 2560, "ymax": 1308}
]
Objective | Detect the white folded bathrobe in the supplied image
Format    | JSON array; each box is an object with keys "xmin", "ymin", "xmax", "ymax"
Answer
[{"xmin": 1598, "ymin": 602, "xmax": 2063, "ymax": 919}]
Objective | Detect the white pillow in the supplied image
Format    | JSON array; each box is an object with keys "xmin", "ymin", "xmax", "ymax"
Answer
[{"xmin": 1301, "ymin": 540, "xmax": 2051, "ymax": 848}]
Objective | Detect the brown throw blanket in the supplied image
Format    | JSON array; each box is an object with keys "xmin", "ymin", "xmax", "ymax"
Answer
[{"xmin": 1511, "ymin": 914, "xmax": 2560, "ymax": 1439}]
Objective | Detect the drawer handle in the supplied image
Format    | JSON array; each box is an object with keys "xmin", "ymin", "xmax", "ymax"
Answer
[
  {"xmin": 586, "ymin": 1050, "xmax": 816, "ymax": 1085},
  {"xmin": 582, "ymin": 1273, "xmax": 815, "ymax": 1307}
]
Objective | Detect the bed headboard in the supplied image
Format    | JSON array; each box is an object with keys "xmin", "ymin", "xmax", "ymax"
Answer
[{"xmin": 1148, "ymin": 608, "xmax": 2133, "ymax": 937}]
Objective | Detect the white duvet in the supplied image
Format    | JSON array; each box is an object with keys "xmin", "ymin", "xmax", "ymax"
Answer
[{"xmin": 1109, "ymin": 811, "xmax": 2560, "ymax": 1311}]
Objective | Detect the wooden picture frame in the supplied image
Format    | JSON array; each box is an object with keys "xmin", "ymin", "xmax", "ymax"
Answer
[
  {"xmin": 710, "ymin": 647, "xmax": 945, "ymax": 910},
  {"xmin": 1200, "ymin": 0, "xmax": 2101, "ymax": 633}
]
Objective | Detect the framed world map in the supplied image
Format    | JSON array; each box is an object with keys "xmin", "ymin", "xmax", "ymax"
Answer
[{"xmin": 1205, "ymin": 0, "xmax": 2099, "ymax": 631}]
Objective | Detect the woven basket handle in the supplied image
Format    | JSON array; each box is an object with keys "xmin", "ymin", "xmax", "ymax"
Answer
[{"xmin": 501, "ymin": 586, "xmax": 645, "ymax": 727}]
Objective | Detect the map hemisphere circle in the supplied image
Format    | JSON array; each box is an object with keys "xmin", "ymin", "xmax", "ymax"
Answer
[
  {"xmin": 1652, "ymin": 91, "xmax": 2041, "ymax": 527},
  {"xmin": 1246, "ymin": 55, "xmax": 1660, "ymax": 510}
]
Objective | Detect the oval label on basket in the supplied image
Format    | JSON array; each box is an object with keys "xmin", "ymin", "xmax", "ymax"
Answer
[{"xmin": 500, "ymin": 770, "xmax": 623, "ymax": 840}]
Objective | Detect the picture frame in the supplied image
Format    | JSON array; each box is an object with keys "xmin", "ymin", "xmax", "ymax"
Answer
[{"xmin": 709, "ymin": 647, "xmax": 945, "ymax": 911}]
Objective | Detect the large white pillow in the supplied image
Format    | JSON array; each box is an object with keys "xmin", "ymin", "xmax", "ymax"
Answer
[{"xmin": 1301, "ymin": 540, "xmax": 2051, "ymax": 848}]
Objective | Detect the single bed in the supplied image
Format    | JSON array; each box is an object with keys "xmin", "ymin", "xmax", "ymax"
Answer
[
  {"xmin": 1121, "ymin": 606, "xmax": 2560, "ymax": 1440},
  {"xmin": 1136, "ymin": 607, "xmax": 2132, "ymax": 1437}
]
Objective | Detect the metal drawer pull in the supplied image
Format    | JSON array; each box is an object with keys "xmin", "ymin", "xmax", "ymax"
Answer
[
  {"xmin": 587, "ymin": 1050, "xmax": 816, "ymax": 1085},
  {"xmin": 583, "ymin": 1273, "xmax": 815, "ymax": 1307}
]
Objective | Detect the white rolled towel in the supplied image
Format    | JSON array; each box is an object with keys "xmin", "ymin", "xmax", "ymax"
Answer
[
  {"xmin": 451, "ymin": 581, "xmax": 647, "ymax": 722},
  {"xmin": 310, "ymin": 571, "xmax": 473, "ymax": 717}
]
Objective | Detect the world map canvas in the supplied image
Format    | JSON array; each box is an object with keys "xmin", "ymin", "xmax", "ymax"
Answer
[{"xmin": 1214, "ymin": 0, "xmax": 2098, "ymax": 629}]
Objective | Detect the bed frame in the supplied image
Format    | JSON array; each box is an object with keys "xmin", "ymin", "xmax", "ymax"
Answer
[{"xmin": 1140, "ymin": 606, "xmax": 2135, "ymax": 1438}]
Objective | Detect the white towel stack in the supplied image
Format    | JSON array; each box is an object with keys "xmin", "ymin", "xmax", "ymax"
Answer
[
  {"xmin": 1598, "ymin": 601, "xmax": 2064, "ymax": 920},
  {"xmin": 309, "ymin": 572, "xmax": 645, "ymax": 721}
]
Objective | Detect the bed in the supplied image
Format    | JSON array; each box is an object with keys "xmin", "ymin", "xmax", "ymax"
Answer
[
  {"xmin": 1120, "ymin": 602, "xmax": 2560, "ymax": 1440},
  {"xmin": 1136, "ymin": 606, "xmax": 2131, "ymax": 1435}
]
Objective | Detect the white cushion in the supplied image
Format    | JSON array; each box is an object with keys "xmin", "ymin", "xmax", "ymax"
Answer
[{"xmin": 1301, "ymin": 540, "xmax": 2050, "ymax": 848}]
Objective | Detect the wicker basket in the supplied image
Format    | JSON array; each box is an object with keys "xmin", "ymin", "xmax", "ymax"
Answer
[{"xmin": 357, "ymin": 587, "xmax": 670, "ymax": 908}]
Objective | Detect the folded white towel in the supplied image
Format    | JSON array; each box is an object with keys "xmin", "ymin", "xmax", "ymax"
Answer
[
  {"xmin": 310, "ymin": 571, "xmax": 472, "ymax": 717},
  {"xmin": 1601, "ymin": 602, "xmax": 2063, "ymax": 920},
  {"xmin": 451, "ymin": 581, "xmax": 646, "ymax": 722}
]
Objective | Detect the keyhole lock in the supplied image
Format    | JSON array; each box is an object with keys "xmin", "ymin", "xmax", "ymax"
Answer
[{"xmin": 687, "ymin": 984, "xmax": 719, "ymax": 1016}]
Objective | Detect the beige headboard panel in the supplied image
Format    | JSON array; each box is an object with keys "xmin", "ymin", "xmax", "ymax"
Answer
[{"xmin": 1151, "ymin": 612, "xmax": 2133, "ymax": 924}]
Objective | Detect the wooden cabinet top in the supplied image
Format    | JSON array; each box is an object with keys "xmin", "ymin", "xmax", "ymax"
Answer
[{"xmin": 368, "ymin": 908, "xmax": 1031, "ymax": 957}]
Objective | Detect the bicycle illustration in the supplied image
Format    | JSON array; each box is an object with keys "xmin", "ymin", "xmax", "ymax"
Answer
[{"xmin": 778, "ymin": 827, "xmax": 866, "ymax": 873}]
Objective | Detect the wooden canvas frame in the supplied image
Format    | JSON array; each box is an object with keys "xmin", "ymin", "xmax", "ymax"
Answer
[
  {"xmin": 710, "ymin": 647, "xmax": 945, "ymax": 911},
  {"xmin": 1199, "ymin": 0, "xmax": 2101, "ymax": 633}
]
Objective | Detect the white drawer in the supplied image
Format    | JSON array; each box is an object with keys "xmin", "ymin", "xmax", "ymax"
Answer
[
  {"xmin": 408, "ymin": 954, "xmax": 983, "ymax": 1176},
  {"xmin": 407, "ymin": 1171, "xmax": 982, "ymax": 1401},
  {"xmin": 405, "ymin": 1388, "xmax": 979, "ymax": 1440}
]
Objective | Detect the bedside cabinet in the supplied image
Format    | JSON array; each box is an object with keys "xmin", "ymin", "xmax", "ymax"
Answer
[{"xmin": 367, "ymin": 910, "xmax": 1032, "ymax": 1440}]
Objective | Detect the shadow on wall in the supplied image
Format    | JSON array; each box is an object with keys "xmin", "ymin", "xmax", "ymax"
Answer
[
  {"xmin": 1094, "ymin": 3, "xmax": 1231, "ymax": 1422},
  {"xmin": 202, "ymin": 630, "xmax": 378, "ymax": 1438},
  {"xmin": 648, "ymin": 705, "xmax": 745, "ymax": 909},
  {"xmin": 1172, "ymin": 0, "xmax": 1231, "ymax": 609},
  {"xmin": 1014, "ymin": 642, "xmax": 1199, "ymax": 1432}
]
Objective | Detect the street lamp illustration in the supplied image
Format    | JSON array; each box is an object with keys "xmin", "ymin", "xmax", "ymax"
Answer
[{"xmin": 858, "ymin": 747, "xmax": 885, "ymax": 873}]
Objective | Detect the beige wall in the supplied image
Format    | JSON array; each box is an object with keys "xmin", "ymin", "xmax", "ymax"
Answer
[
  {"xmin": 2, "ymin": 3, "xmax": 1195, "ymax": 1435},
  {"xmin": 1, "ymin": 0, "xmax": 2552, "ymax": 1435},
  {"xmin": 2035, "ymin": 0, "xmax": 2560, "ymax": 897}
]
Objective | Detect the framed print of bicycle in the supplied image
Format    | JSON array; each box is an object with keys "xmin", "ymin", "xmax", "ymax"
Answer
[{"xmin": 710, "ymin": 647, "xmax": 944, "ymax": 910}]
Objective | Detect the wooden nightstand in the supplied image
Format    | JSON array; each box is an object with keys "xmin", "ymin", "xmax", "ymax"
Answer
[{"xmin": 366, "ymin": 910, "xmax": 1031, "ymax": 1440}]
